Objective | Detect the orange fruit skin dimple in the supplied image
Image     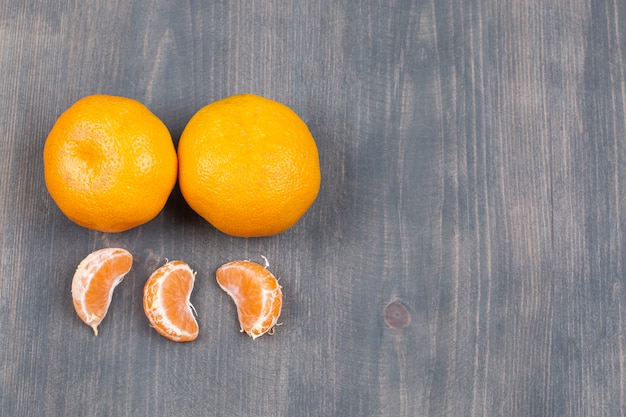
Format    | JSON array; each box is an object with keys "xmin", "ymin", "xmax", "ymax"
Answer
[
  {"xmin": 43, "ymin": 94, "xmax": 177, "ymax": 233},
  {"xmin": 71, "ymin": 248, "xmax": 133, "ymax": 336},
  {"xmin": 178, "ymin": 94, "xmax": 321, "ymax": 237},
  {"xmin": 216, "ymin": 260, "xmax": 283, "ymax": 339},
  {"xmin": 143, "ymin": 261, "xmax": 199, "ymax": 342}
]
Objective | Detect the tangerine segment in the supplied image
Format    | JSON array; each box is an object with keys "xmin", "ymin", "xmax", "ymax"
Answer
[
  {"xmin": 143, "ymin": 261, "xmax": 198, "ymax": 342},
  {"xmin": 216, "ymin": 260, "xmax": 282, "ymax": 339},
  {"xmin": 71, "ymin": 248, "xmax": 133, "ymax": 336}
]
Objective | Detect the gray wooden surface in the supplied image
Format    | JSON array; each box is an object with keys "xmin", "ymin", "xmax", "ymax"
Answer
[{"xmin": 2, "ymin": 1, "xmax": 626, "ymax": 416}]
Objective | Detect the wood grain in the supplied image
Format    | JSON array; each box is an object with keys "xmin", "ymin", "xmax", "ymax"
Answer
[{"xmin": 1, "ymin": 0, "xmax": 625, "ymax": 416}]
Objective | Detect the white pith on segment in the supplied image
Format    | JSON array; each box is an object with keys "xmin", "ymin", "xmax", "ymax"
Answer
[
  {"xmin": 246, "ymin": 286, "xmax": 282, "ymax": 339},
  {"xmin": 71, "ymin": 248, "xmax": 132, "ymax": 336}
]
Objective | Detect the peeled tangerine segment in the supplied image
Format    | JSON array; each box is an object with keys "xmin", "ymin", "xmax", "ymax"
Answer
[
  {"xmin": 216, "ymin": 260, "xmax": 283, "ymax": 339},
  {"xmin": 143, "ymin": 260, "xmax": 199, "ymax": 342},
  {"xmin": 71, "ymin": 248, "xmax": 133, "ymax": 336}
]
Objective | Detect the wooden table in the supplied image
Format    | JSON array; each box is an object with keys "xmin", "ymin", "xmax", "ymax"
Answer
[{"xmin": 2, "ymin": 1, "xmax": 625, "ymax": 416}]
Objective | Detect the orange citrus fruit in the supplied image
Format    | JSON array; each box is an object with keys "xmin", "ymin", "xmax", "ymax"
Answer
[
  {"xmin": 71, "ymin": 247, "xmax": 133, "ymax": 335},
  {"xmin": 43, "ymin": 94, "xmax": 177, "ymax": 233},
  {"xmin": 177, "ymin": 94, "xmax": 321, "ymax": 237},
  {"xmin": 143, "ymin": 260, "xmax": 199, "ymax": 342},
  {"xmin": 216, "ymin": 260, "xmax": 283, "ymax": 339}
]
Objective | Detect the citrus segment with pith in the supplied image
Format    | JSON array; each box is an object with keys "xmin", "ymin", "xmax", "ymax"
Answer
[
  {"xmin": 143, "ymin": 261, "xmax": 199, "ymax": 342},
  {"xmin": 71, "ymin": 248, "xmax": 133, "ymax": 335},
  {"xmin": 216, "ymin": 260, "xmax": 282, "ymax": 339}
]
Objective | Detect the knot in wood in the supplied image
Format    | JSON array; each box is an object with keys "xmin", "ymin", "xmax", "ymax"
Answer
[{"xmin": 384, "ymin": 301, "xmax": 410, "ymax": 329}]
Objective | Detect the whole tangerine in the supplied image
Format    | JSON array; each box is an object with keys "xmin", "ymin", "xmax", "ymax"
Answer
[
  {"xmin": 177, "ymin": 94, "xmax": 321, "ymax": 237},
  {"xmin": 43, "ymin": 95, "xmax": 177, "ymax": 232}
]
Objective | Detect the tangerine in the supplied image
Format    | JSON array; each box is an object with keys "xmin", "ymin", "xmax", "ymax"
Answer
[
  {"xmin": 43, "ymin": 94, "xmax": 177, "ymax": 232},
  {"xmin": 71, "ymin": 247, "xmax": 133, "ymax": 335},
  {"xmin": 143, "ymin": 260, "xmax": 199, "ymax": 342},
  {"xmin": 216, "ymin": 260, "xmax": 282, "ymax": 339},
  {"xmin": 177, "ymin": 94, "xmax": 321, "ymax": 237}
]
